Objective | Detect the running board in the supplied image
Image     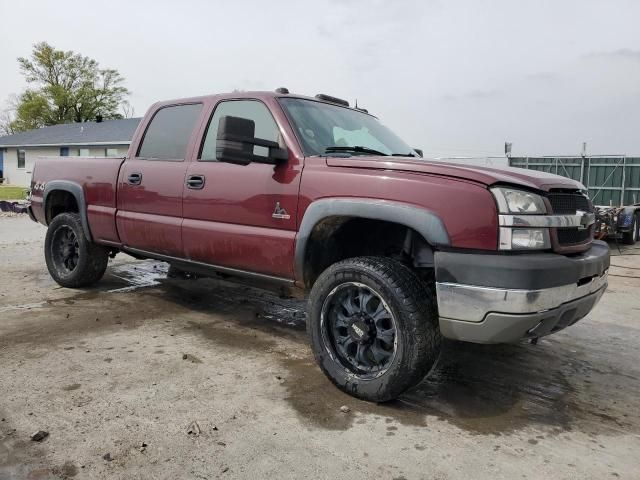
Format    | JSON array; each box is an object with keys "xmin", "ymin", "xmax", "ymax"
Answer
[{"xmin": 122, "ymin": 247, "xmax": 295, "ymax": 286}]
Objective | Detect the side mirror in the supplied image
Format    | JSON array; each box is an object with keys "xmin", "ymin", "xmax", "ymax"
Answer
[
  {"xmin": 413, "ymin": 148, "xmax": 423, "ymax": 158},
  {"xmin": 216, "ymin": 115, "xmax": 288, "ymax": 166}
]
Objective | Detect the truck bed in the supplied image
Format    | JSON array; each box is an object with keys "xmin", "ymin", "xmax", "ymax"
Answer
[{"xmin": 30, "ymin": 156, "xmax": 126, "ymax": 244}]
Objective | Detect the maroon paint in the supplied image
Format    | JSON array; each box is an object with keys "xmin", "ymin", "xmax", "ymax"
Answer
[
  {"xmin": 116, "ymin": 159, "xmax": 187, "ymax": 256},
  {"xmin": 181, "ymin": 96, "xmax": 302, "ymax": 277},
  {"xmin": 29, "ymin": 91, "xmax": 584, "ymax": 282}
]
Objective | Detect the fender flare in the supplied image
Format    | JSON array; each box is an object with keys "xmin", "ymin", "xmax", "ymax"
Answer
[
  {"xmin": 43, "ymin": 180, "xmax": 93, "ymax": 242},
  {"xmin": 294, "ymin": 198, "xmax": 450, "ymax": 282}
]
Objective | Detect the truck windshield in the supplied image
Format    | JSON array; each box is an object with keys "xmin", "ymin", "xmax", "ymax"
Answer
[{"xmin": 279, "ymin": 97, "xmax": 416, "ymax": 158}]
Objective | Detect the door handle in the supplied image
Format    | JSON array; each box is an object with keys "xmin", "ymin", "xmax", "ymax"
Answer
[
  {"xmin": 127, "ymin": 172, "xmax": 142, "ymax": 185},
  {"xmin": 186, "ymin": 174, "xmax": 205, "ymax": 190}
]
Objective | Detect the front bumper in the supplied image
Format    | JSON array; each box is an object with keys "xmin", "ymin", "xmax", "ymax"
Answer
[{"xmin": 435, "ymin": 241, "xmax": 610, "ymax": 344}]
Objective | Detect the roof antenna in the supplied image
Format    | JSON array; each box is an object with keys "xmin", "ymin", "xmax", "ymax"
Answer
[{"xmin": 355, "ymin": 98, "xmax": 358, "ymax": 109}]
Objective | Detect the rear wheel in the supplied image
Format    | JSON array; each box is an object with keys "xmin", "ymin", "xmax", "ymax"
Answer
[
  {"xmin": 44, "ymin": 212, "xmax": 109, "ymax": 288},
  {"xmin": 622, "ymin": 213, "xmax": 639, "ymax": 245},
  {"xmin": 307, "ymin": 256, "xmax": 441, "ymax": 402}
]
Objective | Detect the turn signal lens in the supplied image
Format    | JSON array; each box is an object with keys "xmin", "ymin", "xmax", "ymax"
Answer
[{"xmin": 499, "ymin": 227, "xmax": 550, "ymax": 250}]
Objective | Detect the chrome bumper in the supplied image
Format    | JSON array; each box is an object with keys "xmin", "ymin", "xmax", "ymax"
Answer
[
  {"xmin": 437, "ymin": 272, "xmax": 608, "ymax": 344},
  {"xmin": 437, "ymin": 270, "xmax": 608, "ymax": 323}
]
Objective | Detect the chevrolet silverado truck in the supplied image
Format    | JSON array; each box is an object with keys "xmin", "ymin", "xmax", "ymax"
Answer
[{"xmin": 27, "ymin": 89, "xmax": 610, "ymax": 402}]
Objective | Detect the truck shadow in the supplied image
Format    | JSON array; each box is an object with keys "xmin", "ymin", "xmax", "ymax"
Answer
[{"xmin": 98, "ymin": 260, "xmax": 638, "ymax": 437}]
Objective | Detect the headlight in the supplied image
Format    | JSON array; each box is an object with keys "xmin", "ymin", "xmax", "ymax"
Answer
[
  {"xmin": 493, "ymin": 187, "xmax": 550, "ymax": 250},
  {"xmin": 491, "ymin": 187, "xmax": 547, "ymax": 214},
  {"xmin": 499, "ymin": 227, "xmax": 550, "ymax": 250}
]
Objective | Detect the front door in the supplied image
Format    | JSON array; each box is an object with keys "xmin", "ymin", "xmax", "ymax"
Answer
[
  {"xmin": 116, "ymin": 103, "xmax": 203, "ymax": 256},
  {"xmin": 181, "ymin": 99, "xmax": 302, "ymax": 279}
]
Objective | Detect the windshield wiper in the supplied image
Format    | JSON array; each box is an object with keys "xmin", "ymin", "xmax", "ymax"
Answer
[
  {"xmin": 325, "ymin": 146, "xmax": 389, "ymax": 156},
  {"xmin": 391, "ymin": 152, "xmax": 418, "ymax": 157}
]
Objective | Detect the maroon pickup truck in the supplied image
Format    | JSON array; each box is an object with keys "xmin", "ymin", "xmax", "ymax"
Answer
[{"xmin": 28, "ymin": 89, "xmax": 609, "ymax": 402}]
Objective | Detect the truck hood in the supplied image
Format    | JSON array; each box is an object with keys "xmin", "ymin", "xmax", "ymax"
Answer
[{"xmin": 325, "ymin": 157, "xmax": 584, "ymax": 192}]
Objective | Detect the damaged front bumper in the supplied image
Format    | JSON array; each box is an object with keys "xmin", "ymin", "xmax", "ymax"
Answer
[{"xmin": 435, "ymin": 241, "xmax": 610, "ymax": 344}]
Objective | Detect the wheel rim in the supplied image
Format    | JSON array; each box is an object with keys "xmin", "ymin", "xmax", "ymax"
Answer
[
  {"xmin": 320, "ymin": 282, "xmax": 397, "ymax": 377},
  {"xmin": 51, "ymin": 226, "xmax": 80, "ymax": 274}
]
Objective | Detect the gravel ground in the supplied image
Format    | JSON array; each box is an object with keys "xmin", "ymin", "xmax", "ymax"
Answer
[{"xmin": 0, "ymin": 215, "xmax": 639, "ymax": 480}]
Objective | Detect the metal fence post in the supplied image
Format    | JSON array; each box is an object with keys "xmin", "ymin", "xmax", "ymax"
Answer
[{"xmin": 621, "ymin": 157, "xmax": 626, "ymax": 206}]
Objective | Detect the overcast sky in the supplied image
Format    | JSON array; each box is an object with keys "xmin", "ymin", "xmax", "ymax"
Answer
[{"xmin": 0, "ymin": 0, "xmax": 639, "ymax": 157}]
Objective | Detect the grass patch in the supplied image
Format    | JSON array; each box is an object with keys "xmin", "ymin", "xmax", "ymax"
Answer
[{"xmin": 0, "ymin": 185, "xmax": 29, "ymax": 200}]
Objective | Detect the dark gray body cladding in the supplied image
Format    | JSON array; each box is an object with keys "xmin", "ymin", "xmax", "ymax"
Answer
[
  {"xmin": 43, "ymin": 180, "xmax": 93, "ymax": 242},
  {"xmin": 294, "ymin": 198, "xmax": 451, "ymax": 281}
]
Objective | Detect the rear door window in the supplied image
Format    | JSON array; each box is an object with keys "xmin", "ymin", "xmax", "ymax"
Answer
[{"xmin": 137, "ymin": 103, "xmax": 203, "ymax": 160}]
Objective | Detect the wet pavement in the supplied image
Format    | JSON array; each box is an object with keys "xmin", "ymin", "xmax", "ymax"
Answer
[{"xmin": 1, "ymin": 215, "xmax": 639, "ymax": 479}]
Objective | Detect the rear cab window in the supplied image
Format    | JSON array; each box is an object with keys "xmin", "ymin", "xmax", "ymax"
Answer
[{"xmin": 137, "ymin": 103, "xmax": 203, "ymax": 160}]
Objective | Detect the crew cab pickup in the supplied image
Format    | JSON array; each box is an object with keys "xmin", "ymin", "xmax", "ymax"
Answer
[{"xmin": 28, "ymin": 89, "xmax": 609, "ymax": 402}]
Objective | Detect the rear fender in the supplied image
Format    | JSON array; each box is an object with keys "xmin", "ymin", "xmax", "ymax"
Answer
[{"xmin": 43, "ymin": 180, "xmax": 92, "ymax": 241}]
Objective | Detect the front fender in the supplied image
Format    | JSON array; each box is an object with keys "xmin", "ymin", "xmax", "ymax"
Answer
[{"xmin": 294, "ymin": 198, "xmax": 450, "ymax": 283}]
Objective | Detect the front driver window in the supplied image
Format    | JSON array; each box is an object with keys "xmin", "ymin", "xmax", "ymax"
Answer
[{"xmin": 200, "ymin": 100, "xmax": 280, "ymax": 161}]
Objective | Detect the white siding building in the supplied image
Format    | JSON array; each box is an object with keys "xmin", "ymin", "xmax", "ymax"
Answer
[{"xmin": 0, "ymin": 118, "xmax": 141, "ymax": 187}]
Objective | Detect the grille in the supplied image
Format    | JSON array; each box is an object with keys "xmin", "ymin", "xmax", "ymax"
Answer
[
  {"xmin": 547, "ymin": 192, "xmax": 592, "ymax": 214},
  {"xmin": 557, "ymin": 227, "xmax": 592, "ymax": 245},
  {"xmin": 547, "ymin": 191, "xmax": 593, "ymax": 247}
]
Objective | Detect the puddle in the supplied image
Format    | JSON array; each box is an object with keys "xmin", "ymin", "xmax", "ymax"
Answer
[
  {"xmin": 1, "ymin": 260, "xmax": 168, "ymax": 313},
  {"xmin": 106, "ymin": 261, "xmax": 169, "ymax": 292}
]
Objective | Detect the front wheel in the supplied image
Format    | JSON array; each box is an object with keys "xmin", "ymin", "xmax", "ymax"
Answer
[
  {"xmin": 307, "ymin": 256, "xmax": 441, "ymax": 402},
  {"xmin": 44, "ymin": 212, "xmax": 109, "ymax": 288}
]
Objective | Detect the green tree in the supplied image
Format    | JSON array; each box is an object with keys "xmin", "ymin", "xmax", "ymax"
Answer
[{"xmin": 5, "ymin": 42, "xmax": 129, "ymax": 132}]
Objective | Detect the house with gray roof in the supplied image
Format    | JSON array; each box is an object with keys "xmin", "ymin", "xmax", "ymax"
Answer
[{"xmin": 0, "ymin": 117, "xmax": 141, "ymax": 187}]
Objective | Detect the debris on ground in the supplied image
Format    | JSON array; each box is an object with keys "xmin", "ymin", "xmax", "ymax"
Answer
[
  {"xmin": 140, "ymin": 441, "xmax": 148, "ymax": 452},
  {"xmin": 0, "ymin": 201, "xmax": 28, "ymax": 214},
  {"xmin": 30, "ymin": 430, "xmax": 49, "ymax": 442},
  {"xmin": 187, "ymin": 421, "xmax": 201, "ymax": 436},
  {"xmin": 339, "ymin": 405, "xmax": 350, "ymax": 413},
  {"xmin": 103, "ymin": 453, "xmax": 113, "ymax": 462},
  {"xmin": 181, "ymin": 353, "xmax": 203, "ymax": 363}
]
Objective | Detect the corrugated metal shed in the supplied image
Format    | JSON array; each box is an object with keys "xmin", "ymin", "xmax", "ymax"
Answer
[{"xmin": 509, "ymin": 156, "xmax": 640, "ymax": 206}]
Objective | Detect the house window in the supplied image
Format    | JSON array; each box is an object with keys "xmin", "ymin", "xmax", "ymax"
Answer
[
  {"xmin": 105, "ymin": 148, "xmax": 119, "ymax": 157},
  {"xmin": 79, "ymin": 148, "xmax": 90, "ymax": 156},
  {"xmin": 17, "ymin": 150, "xmax": 26, "ymax": 169},
  {"xmin": 60, "ymin": 147, "xmax": 69, "ymax": 156}
]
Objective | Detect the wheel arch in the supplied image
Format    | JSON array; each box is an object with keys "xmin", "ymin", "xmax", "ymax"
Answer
[
  {"xmin": 43, "ymin": 180, "xmax": 92, "ymax": 242},
  {"xmin": 294, "ymin": 198, "xmax": 450, "ymax": 287}
]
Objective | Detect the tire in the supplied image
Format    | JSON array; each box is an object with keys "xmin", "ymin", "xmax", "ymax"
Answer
[
  {"xmin": 307, "ymin": 256, "xmax": 441, "ymax": 402},
  {"xmin": 44, "ymin": 212, "xmax": 109, "ymax": 288},
  {"xmin": 622, "ymin": 213, "xmax": 639, "ymax": 245}
]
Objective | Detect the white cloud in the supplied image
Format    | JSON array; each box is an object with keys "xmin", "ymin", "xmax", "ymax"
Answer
[{"xmin": 0, "ymin": 0, "xmax": 639, "ymax": 156}]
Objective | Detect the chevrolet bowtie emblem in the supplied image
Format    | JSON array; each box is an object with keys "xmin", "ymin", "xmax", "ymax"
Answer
[{"xmin": 576, "ymin": 210, "xmax": 593, "ymax": 230}]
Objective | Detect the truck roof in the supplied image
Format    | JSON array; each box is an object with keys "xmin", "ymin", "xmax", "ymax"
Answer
[{"xmin": 150, "ymin": 90, "xmax": 375, "ymax": 116}]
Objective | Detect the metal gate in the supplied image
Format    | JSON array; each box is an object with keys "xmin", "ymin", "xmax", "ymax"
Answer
[{"xmin": 509, "ymin": 156, "xmax": 640, "ymax": 206}]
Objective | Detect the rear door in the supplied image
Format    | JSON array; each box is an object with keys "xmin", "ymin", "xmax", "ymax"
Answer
[
  {"xmin": 116, "ymin": 103, "xmax": 203, "ymax": 256},
  {"xmin": 181, "ymin": 98, "xmax": 303, "ymax": 279}
]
